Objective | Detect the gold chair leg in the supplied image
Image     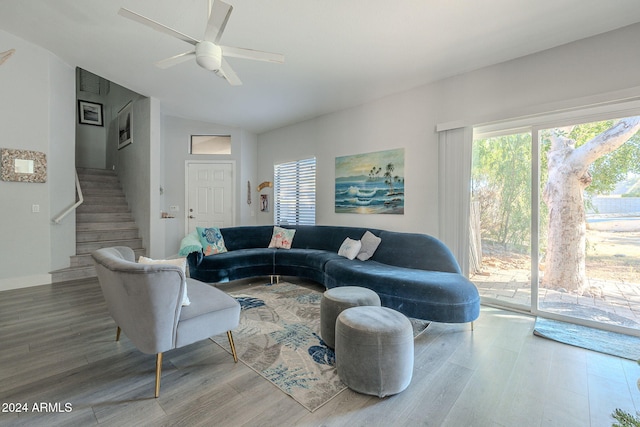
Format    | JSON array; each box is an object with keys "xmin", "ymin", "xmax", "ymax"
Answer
[
  {"xmin": 116, "ymin": 326, "xmax": 121, "ymax": 341},
  {"xmin": 227, "ymin": 331, "xmax": 238, "ymax": 363},
  {"xmin": 155, "ymin": 353, "xmax": 163, "ymax": 398}
]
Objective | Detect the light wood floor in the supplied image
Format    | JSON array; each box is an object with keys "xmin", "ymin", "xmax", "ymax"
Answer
[{"xmin": 1, "ymin": 277, "xmax": 638, "ymax": 427}]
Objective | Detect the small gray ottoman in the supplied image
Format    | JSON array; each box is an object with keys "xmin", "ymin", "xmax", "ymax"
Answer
[
  {"xmin": 320, "ymin": 286, "xmax": 381, "ymax": 348},
  {"xmin": 335, "ymin": 306, "xmax": 414, "ymax": 397}
]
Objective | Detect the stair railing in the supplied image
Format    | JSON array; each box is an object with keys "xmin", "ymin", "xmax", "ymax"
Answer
[{"xmin": 53, "ymin": 171, "xmax": 84, "ymax": 224}]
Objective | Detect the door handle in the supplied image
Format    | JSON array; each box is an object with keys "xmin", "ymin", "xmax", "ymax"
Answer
[{"xmin": 189, "ymin": 215, "xmax": 195, "ymax": 219}]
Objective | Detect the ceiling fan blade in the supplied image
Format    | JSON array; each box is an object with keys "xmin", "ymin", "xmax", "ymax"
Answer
[
  {"xmin": 118, "ymin": 8, "xmax": 199, "ymax": 46},
  {"xmin": 204, "ymin": 0, "xmax": 233, "ymax": 44},
  {"xmin": 0, "ymin": 49, "xmax": 15, "ymax": 66},
  {"xmin": 217, "ymin": 57, "xmax": 242, "ymax": 86},
  {"xmin": 155, "ymin": 50, "xmax": 196, "ymax": 69},
  {"xmin": 220, "ymin": 46, "xmax": 284, "ymax": 64}
]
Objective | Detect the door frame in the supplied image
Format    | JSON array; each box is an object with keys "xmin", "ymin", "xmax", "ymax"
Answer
[{"xmin": 184, "ymin": 160, "xmax": 236, "ymax": 236}]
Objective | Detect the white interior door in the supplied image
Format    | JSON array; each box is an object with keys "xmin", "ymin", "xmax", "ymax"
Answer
[{"xmin": 186, "ymin": 161, "xmax": 235, "ymax": 233}]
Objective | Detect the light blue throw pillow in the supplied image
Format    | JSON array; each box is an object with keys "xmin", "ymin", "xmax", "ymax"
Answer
[{"xmin": 196, "ymin": 226, "xmax": 228, "ymax": 256}]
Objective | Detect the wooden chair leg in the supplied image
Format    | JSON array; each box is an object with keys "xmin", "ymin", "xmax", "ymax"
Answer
[
  {"xmin": 227, "ymin": 331, "xmax": 238, "ymax": 363},
  {"xmin": 155, "ymin": 353, "xmax": 163, "ymax": 398},
  {"xmin": 116, "ymin": 326, "xmax": 121, "ymax": 341},
  {"xmin": 471, "ymin": 321, "xmax": 474, "ymax": 332}
]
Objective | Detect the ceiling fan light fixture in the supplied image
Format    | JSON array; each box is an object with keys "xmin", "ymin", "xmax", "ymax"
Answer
[
  {"xmin": 195, "ymin": 41, "xmax": 222, "ymax": 71},
  {"xmin": 118, "ymin": 1, "xmax": 282, "ymax": 85}
]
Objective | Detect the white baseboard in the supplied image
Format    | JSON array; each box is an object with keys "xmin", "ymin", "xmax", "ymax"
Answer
[{"xmin": 0, "ymin": 274, "xmax": 52, "ymax": 292}]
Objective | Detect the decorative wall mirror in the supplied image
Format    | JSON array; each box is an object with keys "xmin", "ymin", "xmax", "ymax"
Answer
[{"xmin": 1, "ymin": 148, "xmax": 47, "ymax": 183}]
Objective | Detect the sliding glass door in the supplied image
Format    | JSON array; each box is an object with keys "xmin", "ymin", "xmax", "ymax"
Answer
[
  {"xmin": 536, "ymin": 118, "xmax": 640, "ymax": 333},
  {"xmin": 470, "ymin": 131, "xmax": 533, "ymax": 311},
  {"xmin": 471, "ymin": 112, "xmax": 640, "ymax": 335}
]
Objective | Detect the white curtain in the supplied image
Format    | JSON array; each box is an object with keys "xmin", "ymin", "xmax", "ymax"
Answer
[{"xmin": 438, "ymin": 126, "xmax": 473, "ymax": 277}]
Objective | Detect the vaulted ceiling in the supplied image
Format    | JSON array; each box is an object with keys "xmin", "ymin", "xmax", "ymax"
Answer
[{"xmin": 2, "ymin": 0, "xmax": 640, "ymax": 133}]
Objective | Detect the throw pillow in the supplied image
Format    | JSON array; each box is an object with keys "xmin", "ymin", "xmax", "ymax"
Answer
[
  {"xmin": 357, "ymin": 230, "xmax": 382, "ymax": 261},
  {"xmin": 338, "ymin": 237, "xmax": 362, "ymax": 260},
  {"xmin": 138, "ymin": 256, "xmax": 191, "ymax": 306},
  {"xmin": 268, "ymin": 226, "xmax": 296, "ymax": 249},
  {"xmin": 196, "ymin": 226, "xmax": 228, "ymax": 256}
]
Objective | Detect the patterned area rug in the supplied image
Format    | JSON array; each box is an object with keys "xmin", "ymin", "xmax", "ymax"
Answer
[
  {"xmin": 534, "ymin": 317, "xmax": 640, "ymax": 361},
  {"xmin": 211, "ymin": 282, "xmax": 429, "ymax": 412}
]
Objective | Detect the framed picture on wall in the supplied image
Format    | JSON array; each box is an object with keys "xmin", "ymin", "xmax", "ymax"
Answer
[
  {"xmin": 335, "ymin": 148, "xmax": 405, "ymax": 215},
  {"xmin": 78, "ymin": 100, "xmax": 103, "ymax": 126},
  {"xmin": 117, "ymin": 101, "xmax": 132, "ymax": 149}
]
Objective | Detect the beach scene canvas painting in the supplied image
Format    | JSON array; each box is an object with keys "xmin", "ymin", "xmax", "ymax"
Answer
[{"xmin": 335, "ymin": 148, "xmax": 405, "ymax": 214}]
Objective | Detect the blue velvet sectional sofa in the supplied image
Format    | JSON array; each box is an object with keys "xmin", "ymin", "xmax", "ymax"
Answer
[{"xmin": 186, "ymin": 225, "xmax": 480, "ymax": 324}]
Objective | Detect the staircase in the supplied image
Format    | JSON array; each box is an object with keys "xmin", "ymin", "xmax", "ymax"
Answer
[{"xmin": 50, "ymin": 168, "xmax": 145, "ymax": 282}]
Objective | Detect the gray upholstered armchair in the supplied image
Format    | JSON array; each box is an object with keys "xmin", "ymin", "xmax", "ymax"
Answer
[{"xmin": 92, "ymin": 246, "xmax": 240, "ymax": 398}]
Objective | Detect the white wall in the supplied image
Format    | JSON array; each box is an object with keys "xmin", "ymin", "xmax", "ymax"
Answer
[
  {"xmin": 107, "ymin": 95, "xmax": 154, "ymax": 258},
  {"xmin": 49, "ymin": 53, "xmax": 76, "ymax": 272},
  {"xmin": 161, "ymin": 115, "xmax": 258, "ymax": 257},
  {"xmin": 0, "ymin": 29, "xmax": 75, "ymax": 291},
  {"xmin": 239, "ymin": 129, "xmax": 258, "ymax": 225},
  {"xmin": 257, "ymin": 23, "xmax": 640, "ymax": 237}
]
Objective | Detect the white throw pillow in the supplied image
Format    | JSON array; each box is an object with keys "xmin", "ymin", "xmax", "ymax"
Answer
[
  {"xmin": 338, "ymin": 237, "xmax": 362, "ymax": 260},
  {"xmin": 357, "ymin": 230, "xmax": 382, "ymax": 261},
  {"xmin": 138, "ymin": 256, "xmax": 191, "ymax": 306},
  {"xmin": 268, "ymin": 226, "xmax": 296, "ymax": 249}
]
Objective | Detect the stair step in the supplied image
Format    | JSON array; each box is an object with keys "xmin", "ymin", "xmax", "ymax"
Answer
[
  {"xmin": 77, "ymin": 204, "xmax": 130, "ymax": 214},
  {"xmin": 77, "ymin": 238, "xmax": 143, "ymax": 254},
  {"xmin": 77, "ymin": 212, "xmax": 134, "ymax": 223},
  {"xmin": 51, "ymin": 265, "xmax": 96, "ymax": 282},
  {"xmin": 76, "ymin": 171, "xmax": 117, "ymax": 183},
  {"xmin": 80, "ymin": 180, "xmax": 121, "ymax": 190},
  {"xmin": 77, "ymin": 221, "xmax": 139, "ymax": 232},
  {"xmin": 78, "ymin": 169, "xmax": 118, "ymax": 181},
  {"xmin": 53, "ymin": 248, "xmax": 147, "ymax": 282},
  {"xmin": 77, "ymin": 229, "xmax": 139, "ymax": 243},
  {"xmin": 71, "ymin": 248, "xmax": 146, "ymax": 267},
  {"xmin": 76, "ymin": 167, "xmax": 117, "ymax": 176},
  {"xmin": 82, "ymin": 195, "xmax": 127, "ymax": 205},
  {"xmin": 81, "ymin": 188, "xmax": 125, "ymax": 197},
  {"xmin": 70, "ymin": 254, "xmax": 96, "ymax": 267}
]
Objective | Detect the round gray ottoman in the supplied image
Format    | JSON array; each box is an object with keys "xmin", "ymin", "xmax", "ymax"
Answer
[
  {"xmin": 335, "ymin": 306, "xmax": 413, "ymax": 397},
  {"xmin": 320, "ymin": 286, "xmax": 381, "ymax": 349}
]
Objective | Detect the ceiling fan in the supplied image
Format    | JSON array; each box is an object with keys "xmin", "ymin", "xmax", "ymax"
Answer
[{"xmin": 118, "ymin": 0, "xmax": 284, "ymax": 86}]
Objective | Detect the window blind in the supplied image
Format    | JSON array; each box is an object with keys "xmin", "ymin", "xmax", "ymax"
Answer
[
  {"xmin": 274, "ymin": 157, "xmax": 316, "ymax": 225},
  {"xmin": 438, "ymin": 126, "xmax": 472, "ymax": 276}
]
